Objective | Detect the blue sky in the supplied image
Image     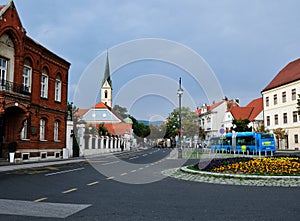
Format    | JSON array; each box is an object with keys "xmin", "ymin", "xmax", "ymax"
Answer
[{"xmin": 5, "ymin": 0, "xmax": 300, "ymax": 120}]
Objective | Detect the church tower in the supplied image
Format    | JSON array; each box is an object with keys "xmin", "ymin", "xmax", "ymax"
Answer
[{"xmin": 101, "ymin": 52, "xmax": 113, "ymax": 107}]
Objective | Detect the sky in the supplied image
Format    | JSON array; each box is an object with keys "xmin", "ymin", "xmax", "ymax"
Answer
[{"xmin": 3, "ymin": 0, "xmax": 300, "ymax": 120}]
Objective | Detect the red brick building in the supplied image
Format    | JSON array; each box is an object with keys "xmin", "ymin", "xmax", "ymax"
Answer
[{"xmin": 0, "ymin": 1, "xmax": 70, "ymax": 162}]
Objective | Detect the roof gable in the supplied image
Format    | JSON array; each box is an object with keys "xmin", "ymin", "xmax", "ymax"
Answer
[
  {"xmin": 230, "ymin": 106, "xmax": 253, "ymax": 120},
  {"xmin": 229, "ymin": 97, "xmax": 263, "ymax": 121},
  {"xmin": 262, "ymin": 58, "xmax": 300, "ymax": 92},
  {"xmin": 246, "ymin": 97, "xmax": 263, "ymax": 121},
  {"xmin": 0, "ymin": 0, "xmax": 24, "ymax": 33}
]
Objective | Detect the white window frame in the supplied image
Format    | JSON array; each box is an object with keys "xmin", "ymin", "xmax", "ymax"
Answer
[
  {"xmin": 54, "ymin": 120, "xmax": 59, "ymax": 141},
  {"xmin": 55, "ymin": 79, "xmax": 62, "ymax": 102},
  {"xmin": 23, "ymin": 65, "xmax": 32, "ymax": 92},
  {"xmin": 41, "ymin": 74, "xmax": 48, "ymax": 98},
  {"xmin": 292, "ymin": 89, "xmax": 296, "ymax": 101},
  {"xmin": 40, "ymin": 119, "xmax": 46, "ymax": 141}
]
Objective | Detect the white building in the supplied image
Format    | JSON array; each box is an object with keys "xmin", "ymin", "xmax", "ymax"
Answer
[
  {"xmin": 197, "ymin": 99, "xmax": 239, "ymax": 140},
  {"xmin": 262, "ymin": 58, "xmax": 300, "ymax": 150}
]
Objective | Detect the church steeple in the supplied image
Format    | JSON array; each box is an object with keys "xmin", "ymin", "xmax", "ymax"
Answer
[
  {"xmin": 101, "ymin": 51, "xmax": 113, "ymax": 107},
  {"xmin": 102, "ymin": 52, "xmax": 112, "ymax": 88}
]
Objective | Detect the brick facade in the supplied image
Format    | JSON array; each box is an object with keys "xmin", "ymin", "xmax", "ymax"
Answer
[{"xmin": 0, "ymin": 1, "xmax": 70, "ymax": 161}]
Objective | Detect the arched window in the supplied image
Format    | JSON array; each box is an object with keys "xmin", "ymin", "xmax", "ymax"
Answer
[
  {"xmin": 104, "ymin": 90, "xmax": 108, "ymax": 99},
  {"xmin": 40, "ymin": 118, "xmax": 46, "ymax": 141},
  {"xmin": 41, "ymin": 67, "xmax": 49, "ymax": 98},
  {"xmin": 55, "ymin": 74, "xmax": 62, "ymax": 102},
  {"xmin": 0, "ymin": 33, "xmax": 14, "ymax": 84},
  {"xmin": 21, "ymin": 120, "xmax": 28, "ymax": 140},
  {"xmin": 0, "ymin": 57, "xmax": 7, "ymax": 90},
  {"xmin": 23, "ymin": 58, "xmax": 32, "ymax": 93},
  {"xmin": 54, "ymin": 120, "xmax": 59, "ymax": 141}
]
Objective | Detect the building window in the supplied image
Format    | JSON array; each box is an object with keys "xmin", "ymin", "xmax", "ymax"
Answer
[
  {"xmin": 55, "ymin": 79, "xmax": 62, "ymax": 102},
  {"xmin": 273, "ymin": 94, "xmax": 278, "ymax": 105},
  {"xmin": 266, "ymin": 116, "xmax": 270, "ymax": 126},
  {"xmin": 54, "ymin": 121, "xmax": 59, "ymax": 141},
  {"xmin": 292, "ymin": 89, "xmax": 296, "ymax": 100},
  {"xmin": 21, "ymin": 120, "xmax": 28, "ymax": 140},
  {"xmin": 266, "ymin": 97, "xmax": 269, "ymax": 107},
  {"xmin": 293, "ymin": 111, "xmax": 298, "ymax": 123},
  {"xmin": 283, "ymin": 113, "xmax": 287, "ymax": 124},
  {"xmin": 0, "ymin": 57, "xmax": 7, "ymax": 88},
  {"xmin": 23, "ymin": 66, "xmax": 32, "ymax": 92},
  {"xmin": 40, "ymin": 119, "xmax": 46, "ymax": 141},
  {"xmin": 282, "ymin": 91, "xmax": 286, "ymax": 103},
  {"xmin": 104, "ymin": 90, "xmax": 108, "ymax": 99},
  {"xmin": 41, "ymin": 74, "xmax": 48, "ymax": 98},
  {"xmin": 295, "ymin": 134, "xmax": 299, "ymax": 144},
  {"xmin": 274, "ymin": 114, "xmax": 278, "ymax": 125}
]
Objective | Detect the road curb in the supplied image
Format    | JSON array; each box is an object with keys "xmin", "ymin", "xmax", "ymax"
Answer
[{"xmin": 180, "ymin": 166, "xmax": 300, "ymax": 179}]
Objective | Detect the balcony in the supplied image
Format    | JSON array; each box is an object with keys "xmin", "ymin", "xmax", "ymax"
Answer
[{"xmin": 0, "ymin": 80, "xmax": 30, "ymax": 96}]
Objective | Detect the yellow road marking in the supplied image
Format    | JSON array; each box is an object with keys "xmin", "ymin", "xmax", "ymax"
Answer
[
  {"xmin": 34, "ymin": 197, "xmax": 47, "ymax": 202},
  {"xmin": 87, "ymin": 181, "xmax": 99, "ymax": 186},
  {"xmin": 106, "ymin": 176, "xmax": 115, "ymax": 180},
  {"xmin": 62, "ymin": 188, "xmax": 78, "ymax": 194}
]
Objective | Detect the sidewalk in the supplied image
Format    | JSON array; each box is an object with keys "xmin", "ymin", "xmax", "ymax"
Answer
[
  {"xmin": 0, "ymin": 149, "xmax": 138, "ymax": 173},
  {"xmin": 0, "ymin": 157, "xmax": 86, "ymax": 173}
]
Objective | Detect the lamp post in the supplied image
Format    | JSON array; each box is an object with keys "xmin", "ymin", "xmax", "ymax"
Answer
[{"xmin": 177, "ymin": 77, "xmax": 184, "ymax": 158}]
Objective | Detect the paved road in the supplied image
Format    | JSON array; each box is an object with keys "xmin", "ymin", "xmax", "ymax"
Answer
[{"xmin": 0, "ymin": 148, "xmax": 299, "ymax": 220}]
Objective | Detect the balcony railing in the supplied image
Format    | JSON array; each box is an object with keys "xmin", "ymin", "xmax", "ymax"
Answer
[{"xmin": 0, "ymin": 79, "xmax": 30, "ymax": 95}]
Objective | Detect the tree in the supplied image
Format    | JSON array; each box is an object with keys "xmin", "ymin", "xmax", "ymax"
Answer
[
  {"xmin": 129, "ymin": 115, "xmax": 150, "ymax": 139},
  {"xmin": 273, "ymin": 128, "xmax": 286, "ymax": 149},
  {"xmin": 113, "ymin": 104, "xmax": 128, "ymax": 118},
  {"xmin": 67, "ymin": 102, "xmax": 81, "ymax": 157},
  {"xmin": 232, "ymin": 119, "xmax": 252, "ymax": 132},
  {"xmin": 98, "ymin": 124, "xmax": 110, "ymax": 136},
  {"xmin": 164, "ymin": 107, "xmax": 199, "ymax": 139},
  {"xmin": 254, "ymin": 125, "xmax": 269, "ymax": 133}
]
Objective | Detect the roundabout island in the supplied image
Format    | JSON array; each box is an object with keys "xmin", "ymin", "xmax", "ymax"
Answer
[{"xmin": 162, "ymin": 156, "xmax": 300, "ymax": 187}]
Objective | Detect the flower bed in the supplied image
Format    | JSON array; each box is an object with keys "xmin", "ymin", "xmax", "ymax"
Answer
[{"xmin": 197, "ymin": 157, "xmax": 300, "ymax": 176}]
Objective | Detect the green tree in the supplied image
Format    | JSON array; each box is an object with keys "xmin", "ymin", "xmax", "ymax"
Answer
[
  {"xmin": 232, "ymin": 119, "xmax": 252, "ymax": 132},
  {"xmin": 98, "ymin": 124, "xmax": 110, "ymax": 136},
  {"xmin": 113, "ymin": 104, "xmax": 128, "ymax": 118},
  {"xmin": 164, "ymin": 107, "xmax": 199, "ymax": 138},
  {"xmin": 129, "ymin": 115, "xmax": 150, "ymax": 139},
  {"xmin": 67, "ymin": 102, "xmax": 81, "ymax": 157}
]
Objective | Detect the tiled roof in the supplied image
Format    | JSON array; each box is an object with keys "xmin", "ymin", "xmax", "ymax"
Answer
[
  {"xmin": 230, "ymin": 106, "xmax": 254, "ymax": 120},
  {"xmin": 104, "ymin": 123, "xmax": 132, "ymax": 135},
  {"xmin": 262, "ymin": 58, "xmax": 300, "ymax": 92},
  {"xmin": 207, "ymin": 101, "xmax": 224, "ymax": 111},
  {"xmin": 228, "ymin": 97, "xmax": 263, "ymax": 121},
  {"xmin": 93, "ymin": 101, "xmax": 109, "ymax": 109},
  {"xmin": 247, "ymin": 97, "xmax": 263, "ymax": 121},
  {"xmin": 77, "ymin": 109, "xmax": 89, "ymax": 117}
]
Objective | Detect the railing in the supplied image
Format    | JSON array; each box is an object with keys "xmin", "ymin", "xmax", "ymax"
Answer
[{"xmin": 0, "ymin": 79, "xmax": 30, "ymax": 95}]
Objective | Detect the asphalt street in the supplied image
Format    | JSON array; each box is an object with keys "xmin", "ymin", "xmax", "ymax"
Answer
[{"xmin": 0, "ymin": 148, "xmax": 299, "ymax": 220}]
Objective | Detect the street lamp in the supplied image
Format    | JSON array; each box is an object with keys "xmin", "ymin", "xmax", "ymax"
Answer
[{"xmin": 177, "ymin": 77, "xmax": 184, "ymax": 158}]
